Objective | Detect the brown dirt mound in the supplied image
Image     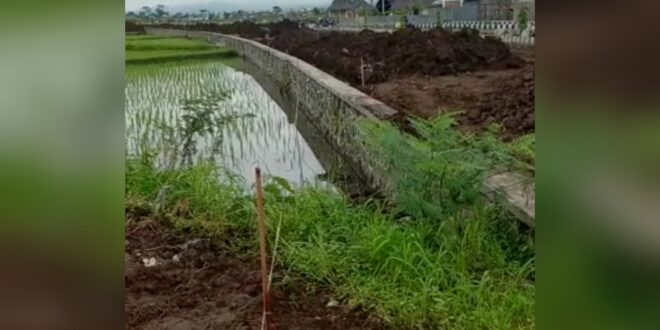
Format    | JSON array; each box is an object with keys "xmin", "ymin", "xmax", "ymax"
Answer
[
  {"xmin": 462, "ymin": 64, "xmax": 535, "ymax": 140},
  {"xmin": 156, "ymin": 21, "xmax": 534, "ymax": 138},
  {"xmin": 125, "ymin": 206, "xmax": 382, "ymax": 330},
  {"xmin": 283, "ymin": 28, "xmax": 522, "ymax": 85},
  {"xmin": 369, "ymin": 62, "xmax": 534, "ymax": 140},
  {"xmin": 179, "ymin": 21, "xmax": 522, "ymax": 85}
]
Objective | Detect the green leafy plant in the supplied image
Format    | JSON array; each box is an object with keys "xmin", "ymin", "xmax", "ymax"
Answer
[
  {"xmin": 360, "ymin": 113, "xmax": 526, "ymax": 219},
  {"xmin": 517, "ymin": 7, "xmax": 529, "ymax": 34},
  {"xmin": 177, "ymin": 90, "xmax": 255, "ymax": 166},
  {"xmin": 509, "ymin": 133, "xmax": 535, "ymax": 172}
]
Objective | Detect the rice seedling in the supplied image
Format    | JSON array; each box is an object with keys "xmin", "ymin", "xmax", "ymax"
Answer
[
  {"xmin": 125, "ymin": 60, "xmax": 327, "ymax": 187},
  {"xmin": 125, "ymin": 35, "xmax": 237, "ymax": 62}
]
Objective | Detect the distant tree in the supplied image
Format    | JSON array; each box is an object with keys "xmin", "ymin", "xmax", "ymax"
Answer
[
  {"xmin": 139, "ymin": 6, "xmax": 152, "ymax": 18},
  {"xmin": 273, "ymin": 6, "xmax": 282, "ymax": 14},
  {"xmin": 223, "ymin": 12, "xmax": 231, "ymax": 19},
  {"xmin": 126, "ymin": 11, "xmax": 137, "ymax": 17},
  {"xmin": 155, "ymin": 4, "xmax": 169, "ymax": 17},
  {"xmin": 312, "ymin": 7, "xmax": 321, "ymax": 15},
  {"xmin": 375, "ymin": 0, "xmax": 392, "ymax": 14},
  {"xmin": 393, "ymin": 8, "xmax": 407, "ymax": 16},
  {"xmin": 411, "ymin": 3, "xmax": 422, "ymax": 15}
]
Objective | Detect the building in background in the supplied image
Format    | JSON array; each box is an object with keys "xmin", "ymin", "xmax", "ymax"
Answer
[
  {"xmin": 387, "ymin": 0, "xmax": 434, "ymax": 14},
  {"xmin": 477, "ymin": 0, "xmax": 534, "ymax": 21},
  {"xmin": 430, "ymin": 0, "xmax": 479, "ymax": 21},
  {"xmin": 442, "ymin": 0, "xmax": 464, "ymax": 9},
  {"xmin": 478, "ymin": 0, "xmax": 512, "ymax": 20},
  {"xmin": 328, "ymin": 0, "xmax": 376, "ymax": 19}
]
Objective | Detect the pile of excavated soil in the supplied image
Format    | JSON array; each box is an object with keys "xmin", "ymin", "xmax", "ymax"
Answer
[
  {"xmin": 155, "ymin": 20, "xmax": 534, "ymax": 138},
  {"xmin": 182, "ymin": 21, "xmax": 522, "ymax": 85},
  {"xmin": 282, "ymin": 29, "xmax": 522, "ymax": 85},
  {"xmin": 369, "ymin": 62, "xmax": 535, "ymax": 140},
  {"xmin": 465, "ymin": 64, "xmax": 535, "ymax": 140},
  {"xmin": 125, "ymin": 206, "xmax": 382, "ymax": 330}
]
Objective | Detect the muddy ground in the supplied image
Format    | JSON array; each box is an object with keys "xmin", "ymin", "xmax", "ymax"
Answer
[
  {"xmin": 368, "ymin": 55, "xmax": 534, "ymax": 140},
  {"xmin": 125, "ymin": 207, "xmax": 382, "ymax": 330},
  {"xmin": 157, "ymin": 21, "xmax": 534, "ymax": 138}
]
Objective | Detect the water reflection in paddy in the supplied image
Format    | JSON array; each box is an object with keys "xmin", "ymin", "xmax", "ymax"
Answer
[{"xmin": 125, "ymin": 61, "xmax": 327, "ymax": 186}]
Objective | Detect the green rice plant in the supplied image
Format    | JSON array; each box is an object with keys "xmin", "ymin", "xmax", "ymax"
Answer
[
  {"xmin": 177, "ymin": 90, "xmax": 256, "ymax": 166},
  {"xmin": 125, "ymin": 35, "xmax": 238, "ymax": 63},
  {"xmin": 125, "ymin": 37, "xmax": 217, "ymax": 51},
  {"xmin": 126, "ymin": 61, "xmax": 251, "ymax": 168}
]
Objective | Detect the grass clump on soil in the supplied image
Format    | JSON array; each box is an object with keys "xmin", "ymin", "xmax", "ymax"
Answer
[
  {"xmin": 126, "ymin": 150, "xmax": 534, "ymax": 329},
  {"xmin": 361, "ymin": 114, "xmax": 534, "ymax": 220},
  {"xmin": 125, "ymin": 35, "xmax": 237, "ymax": 63}
]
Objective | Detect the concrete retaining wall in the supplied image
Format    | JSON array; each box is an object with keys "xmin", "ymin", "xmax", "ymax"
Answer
[{"xmin": 144, "ymin": 27, "xmax": 535, "ymax": 226}]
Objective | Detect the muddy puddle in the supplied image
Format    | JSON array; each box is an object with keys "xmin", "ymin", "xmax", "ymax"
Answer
[{"xmin": 125, "ymin": 60, "xmax": 348, "ymax": 188}]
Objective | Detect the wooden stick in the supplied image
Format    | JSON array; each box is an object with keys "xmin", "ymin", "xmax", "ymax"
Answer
[
  {"xmin": 360, "ymin": 57, "xmax": 365, "ymax": 87},
  {"xmin": 255, "ymin": 168, "xmax": 272, "ymax": 330}
]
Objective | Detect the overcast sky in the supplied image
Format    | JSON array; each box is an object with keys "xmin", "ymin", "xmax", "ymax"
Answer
[{"xmin": 125, "ymin": 0, "xmax": 333, "ymax": 12}]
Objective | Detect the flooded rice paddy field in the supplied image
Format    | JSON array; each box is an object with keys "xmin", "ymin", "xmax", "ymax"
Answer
[{"xmin": 125, "ymin": 60, "xmax": 329, "ymax": 187}]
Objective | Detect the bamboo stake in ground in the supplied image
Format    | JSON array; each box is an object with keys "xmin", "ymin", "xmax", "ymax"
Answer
[
  {"xmin": 360, "ymin": 57, "xmax": 365, "ymax": 88},
  {"xmin": 255, "ymin": 167, "xmax": 272, "ymax": 330}
]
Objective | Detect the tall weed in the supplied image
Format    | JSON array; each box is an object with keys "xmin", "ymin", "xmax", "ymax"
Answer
[{"xmin": 361, "ymin": 113, "xmax": 533, "ymax": 219}]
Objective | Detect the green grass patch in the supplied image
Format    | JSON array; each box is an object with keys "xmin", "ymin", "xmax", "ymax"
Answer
[
  {"xmin": 125, "ymin": 49, "xmax": 237, "ymax": 63},
  {"xmin": 125, "ymin": 35, "xmax": 240, "ymax": 67},
  {"xmin": 126, "ymin": 35, "xmax": 172, "ymax": 40},
  {"xmin": 125, "ymin": 37, "xmax": 217, "ymax": 51},
  {"xmin": 125, "ymin": 154, "xmax": 535, "ymax": 329}
]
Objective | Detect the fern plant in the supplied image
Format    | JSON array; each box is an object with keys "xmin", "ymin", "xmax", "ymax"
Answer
[
  {"xmin": 509, "ymin": 133, "xmax": 535, "ymax": 173},
  {"xmin": 517, "ymin": 7, "xmax": 530, "ymax": 34},
  {"xmin": 360, "ymin": 113, "xmax": 533, "ymax": 220}
]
